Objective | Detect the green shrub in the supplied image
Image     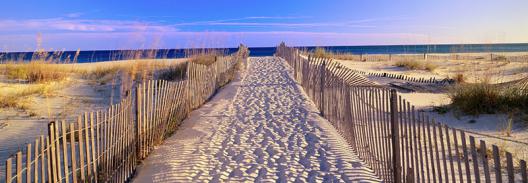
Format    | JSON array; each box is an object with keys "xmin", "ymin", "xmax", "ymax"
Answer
[{"xmin": 449, "ymin": 83, "xmax": 528, "ymax": 115}]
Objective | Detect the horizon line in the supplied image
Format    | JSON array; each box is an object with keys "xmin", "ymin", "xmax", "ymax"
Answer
[{"xmin": 1, "ymin": 42, "xmax": 528, "ymax": 53}]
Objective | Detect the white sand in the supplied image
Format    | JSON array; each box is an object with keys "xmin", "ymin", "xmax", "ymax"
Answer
[{"xmin": 133, "ymin": 57, "xmax": 380, "ymax": 182}]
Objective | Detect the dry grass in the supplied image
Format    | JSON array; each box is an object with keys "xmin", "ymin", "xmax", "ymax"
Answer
[
  {"xmin": 453, "ymin": 73, "xmax": 465, "ymax": 83},
  {"xmin": 394, "ymin": 60, "xmax": 438, "ymax": 71},
  {"xmin": 313, "ymin": 47, "xmax": 332, "ymax": 59},
  {"xmin": 499, "ymin": 113, "xmax": 514, "ymax": 137},
  {"xmin": 0, "ymin": 59, "xmax": 187, "ymax": 111},
  {"xmin": 189, "ymin": 54, "xmax": 217, "ymax": 65},
  {"xmin": 449, "ymin": 83, "xmax": 528, "ymax": 115},
  {"xmin": 2, "ymin": 61, "xmax": 71, "ymax": 82},
  {"xmin": 312, "ymin": 47, "xmax": 354, "ymax": 60},
  {"xmin": 185, "ymin": 49, "xmax": 225, "ymax": 66},
  {"xmin": 0, "ymin": 82, "xmax": 60, "ymax": 109},
  {"xmin": 310, "ymin": 47, "xmax": 374, "ymax": 61},
  {"xmin": 157, "ymin": 63, "xmax": 187, "ymax": 81},
  {"xmin": 82, "ymin": 65, "xmax": 120, "ymax": 81},
  {"xmin": 332, "ymin": 54, "xmax": 359, "ymax": 61}
]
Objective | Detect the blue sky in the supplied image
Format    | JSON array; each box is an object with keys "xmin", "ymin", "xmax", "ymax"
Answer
[{"xmin": 0, "ymin": 0, "xmax": 527, "ymax": 51}]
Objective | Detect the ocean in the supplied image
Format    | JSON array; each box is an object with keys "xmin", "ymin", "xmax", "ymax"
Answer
[{"xmin": 1, "ymin": 43, "xmax": 527, "ymax": 63}]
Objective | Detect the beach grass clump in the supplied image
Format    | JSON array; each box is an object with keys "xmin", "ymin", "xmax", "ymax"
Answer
[
  {"xmin": 449, "ymin": 83, "xmax": 528, "ymax": 115},
  {"xmin": 424, "ymin": 62, "xmax": 439, "ymax": 71},
  {"xmin": 190, "ymin": 54, "xmax": 217, "ymax": 65},
  {"xmin": 454, "ymin": 73, "xmax": 465, "ymax": 83},
  {"xmin": 186, "ymin": 49, "xmax": 225, "ymax": 66},
  {"xmin": 0, "ymin": 83, "xmax": 56, "ymax": 109},
  {"xmin": 157, "ymin": 63, "xmax": 187, "ymax": 81},
  {"xmin": 308, "ymin": 47, "xmax": 360, "ymax": 61},
  {"xmin": 395, "ymin": 60, "xmax": 421, "ymax": 69},
  {"xmin": 3, "ymin": 61, "xmax": 69, "ymax": 82},
  {"xmin": 332, "ymin": 53, "xmax": 358, "ymax": 61},
  {"xmin": 0, "ymin": 95, "xmax": 19, "ymax": 108},
  {"xmin": 313, "ymin": 47, "xmax": 332, "ymax": 59},
  {"xmin": 394, "ymin": 60, "xmax": 438, "ymax": 71},
  {"xmin": 493, "ymin": 55, "xmax": 507, "ymax": 61},
  {"xmin": 84, "ymin": 66, "xmax": 120, "ymax": 80}
]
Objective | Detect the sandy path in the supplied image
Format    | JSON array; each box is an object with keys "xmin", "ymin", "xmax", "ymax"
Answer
[{"xmin": 133, "ymin": 57, "xmax": 380, "ymax": 182}]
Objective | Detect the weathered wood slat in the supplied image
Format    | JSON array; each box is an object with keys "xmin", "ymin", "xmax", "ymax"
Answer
[
  {"xmin": 6, "ymin": 157, "xmax": 12, "ymax": 183},
  {"xmin": 16, "ymin": 151, "xmax": 22, "ymax": 183},
  {"xmin": 60, "ymin": 121, "xmax": 69, "ymax": 183},
  {"xmin": 480, "ymin": 140, "xmax": 491, "ymax": 183},
  {"xmin": 470, "ymin": 136, "xmax": 480, "ymax": 183},
  {"xmin": 69, "ymin": 123, "xmax": 78, "ymax": 183},
  {"xmin": 492, "ymin": 145, "xmax": 502, "ymax": 183},
  {"xmin": 521, "ymin": 160, "xmax": 527, "ymax": 183},
  {"xmin": 445, "ymin": 125, "xmax": 456, "ymax": 183},
  {"xmin": 26, "ymin": 144, "xmax": 31, "ymax": 183},
  {"xmin": 461, "ymin": 131, "xmax": 472, "ymax": 182},
  {"xmin": 506, "ymin": 152, "xmax": 514, "ymax": 183},
  {"xmin": 453, "ymin": 128, "xmax": 464, "ymax": 183}
]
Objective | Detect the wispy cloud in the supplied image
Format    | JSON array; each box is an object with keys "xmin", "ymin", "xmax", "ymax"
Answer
[
  {"xmin": 0, "ymin": 18, "xmax": 177, "ymax": 32},
  {"xmin": 168, "ymin": 16, "xmax": 377, "ymax": 28},
  {"xmin": 0, "ymin": 16, "xmax": 387, "ymax": 34},
  {"xmin": 203, "ymin": 22, "xmax": 374, "ymax": 28},
  {"xmin": 65, "ymin": 12, "xmax": 83, "ymax": 18}
]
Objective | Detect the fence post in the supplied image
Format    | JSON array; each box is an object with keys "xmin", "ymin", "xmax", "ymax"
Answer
[
  {"xmin": 320, "ymin": 59, "xmax": 326, "ymax": 116},
  {"xmin": 390, "ymin": 89, "xmax": 402, "ymax": 183},
  {"xmin": 406, "ymin": 167, "xmax": 415, "ymax": 183},
  {"xmin": 135, "ymin": 84, "xmax": 141, "ymax": 159}
]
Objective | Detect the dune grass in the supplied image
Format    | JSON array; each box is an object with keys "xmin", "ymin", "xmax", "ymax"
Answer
[
  {"xmin": 394, "ymin": 60, "xmax": 438, "ymax": 71},
  {"xmin": 157, "ymin": 63, "xmax": 188, "ymax": 81},
  {"xmin": 449, "ymin": 83, "xmax": 528, "ymax": 115},
  {"xmin": 3, "ymin": 61, "xmax": 71, "ymax": 82},
  {"xmin": 189, "ymin": 54, "xmax": 217, "ymax": 65},
  {"xmin": 85, "ymin": 66, "xmax": 120, "ymax": 80},
  {"xmin": 185, "ymin": 49, "xmax": 225, "ymax": 66},
  {"xmin": 0, "ymin": 47, "xmax": 235, "ymax": 112},
  {"xmin": 311, "ymin": 47, "xmax": 359, "ymax": 61},
  {"xmin": 0, "ymin": 59, "xmax": 188, "ymax": 111},
  {"xmin": 313, "ymin": 47, "xmax": 332, "ymax": 59},
  {"xmin": 0, "ymin": 82, "xmax": 60, "ymax": 109}
]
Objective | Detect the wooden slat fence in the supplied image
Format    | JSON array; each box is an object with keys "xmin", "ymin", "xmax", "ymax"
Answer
[
  {"xmin": 308, "ymin": 51, "xmax": 528, "ymax": 62},
  {"xmin": 277, "ymin": 43, "xmax": 528, "ymax": 183},
  {"xmin": 362, "ymin": 71, "xmax": 455, "ymax": 85},
  {"xmin": 2, "ymin": 45, "xmax": 249, "ymax": 183}
]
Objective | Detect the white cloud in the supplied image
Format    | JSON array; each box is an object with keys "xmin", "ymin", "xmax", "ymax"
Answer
[
  {"xmin": 65, "ymin": 12, "xmax": 83, "ymax": 18},
  {"xmin": 0, "ymin": 18, "xmax": 178, "ymax": 32}
]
